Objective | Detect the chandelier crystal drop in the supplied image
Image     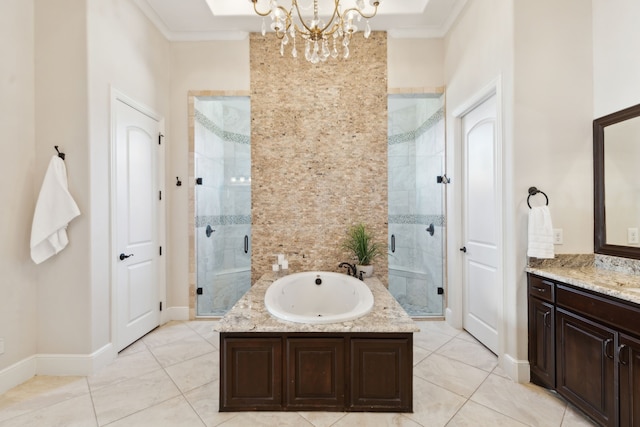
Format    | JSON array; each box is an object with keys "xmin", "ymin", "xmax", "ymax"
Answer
[{"xmin": 249, "ymin": 0, "xmax": 381, "ymax": 63}]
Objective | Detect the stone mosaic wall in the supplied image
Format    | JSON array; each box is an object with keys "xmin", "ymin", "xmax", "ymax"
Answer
[{"xmin": 250, "ymin": 32, "xmax": 388, "ymax": 284}]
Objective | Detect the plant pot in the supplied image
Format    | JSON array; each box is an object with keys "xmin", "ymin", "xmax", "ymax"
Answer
[{"xmin": 356, "ymin": 265, "xmax": 374, "ymax": 278}]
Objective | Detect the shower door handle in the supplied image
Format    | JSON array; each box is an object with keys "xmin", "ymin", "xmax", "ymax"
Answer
[
  {"xmin": 391, "ymin": 235, "xmax": 396, "ymax": 253},
  {"xmin": 244, "ymin": 235, "xmax": 249, "ymax": 254}
]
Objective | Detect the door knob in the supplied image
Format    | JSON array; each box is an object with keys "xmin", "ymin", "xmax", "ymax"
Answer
[
  {"xmin": 459, "ymin": 247, "xmax": 467, "ymax": 253},
  {"xmin": 119, "ymin": 253, "xmax": 134, "ymax": 261}
]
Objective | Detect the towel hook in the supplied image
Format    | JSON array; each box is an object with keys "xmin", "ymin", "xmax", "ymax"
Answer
[
  {"xmin": 527, "ymin": 186, "xmax": 548, "ymax": 209},
  {"xmin": 54, "ymin": 146, "xmax": 65, "ymax": 160}
]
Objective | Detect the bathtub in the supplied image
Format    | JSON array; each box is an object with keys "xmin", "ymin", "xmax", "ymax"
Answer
[{"xmin": 264, "ymin": 271, "xmax": 374, "ymax": 324}]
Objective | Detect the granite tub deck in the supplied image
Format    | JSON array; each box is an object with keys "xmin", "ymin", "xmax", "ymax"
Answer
[{"xmin": 215, "ymin": 273, "xmax": 419, "ymax": 412}]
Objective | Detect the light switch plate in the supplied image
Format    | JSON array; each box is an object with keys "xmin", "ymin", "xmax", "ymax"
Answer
[{"xmin": 0, "ymin": 338, "xmax": 4, "ymax": 355}]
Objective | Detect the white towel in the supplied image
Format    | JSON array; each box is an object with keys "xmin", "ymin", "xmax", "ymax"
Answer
[
  {"xmin": 30, "ymin": 155, "xmax": 81, "ymax": 264},
  {"xmin": 527, "ymin": 205, "xmax": 554, "ymax": 259}
]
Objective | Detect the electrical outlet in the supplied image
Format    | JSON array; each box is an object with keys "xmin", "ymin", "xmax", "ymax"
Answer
[
  {"xmin": 628, "ymin": 228, "xmax": 639, "ymax": 244},
  {"xmin": 0, "ymin": 338, "xmax": 4, "ymax": 355},
  {"xmin": 553, "ymin": 229, "xmax": 563, "ymax": 245}
]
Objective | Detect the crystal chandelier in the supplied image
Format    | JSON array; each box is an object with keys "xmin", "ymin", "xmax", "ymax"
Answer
[{"xmin": 249, "ymin": 0, "xmax": 382, "ymax": 64}]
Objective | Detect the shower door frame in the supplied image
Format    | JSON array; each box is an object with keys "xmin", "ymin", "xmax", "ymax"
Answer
[
  {"xmin": 188, "ymin": 90, "xmax": 251, "ymax": 319},
  {"xmin": 387, "ymin": 88, "xmax": 448, "ymax": 318}
]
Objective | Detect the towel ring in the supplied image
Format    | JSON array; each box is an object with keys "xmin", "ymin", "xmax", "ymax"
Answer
[{"xmin": 527, "ymin": 187, "xmax": 548, "ymax": 209}]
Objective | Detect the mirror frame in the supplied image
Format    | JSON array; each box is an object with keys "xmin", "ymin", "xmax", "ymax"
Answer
[{"xmin": 594, "ymin": 102, "xmax": 640, "ymax": 259}]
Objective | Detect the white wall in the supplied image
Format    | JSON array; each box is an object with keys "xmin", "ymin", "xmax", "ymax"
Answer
[
  {"xmin": 86, "ymin": 0, "xmax": 171, "ymax": 350},
  {"xmin": 512, "ymin": 0, "xmax": 593, "ymax": 372},
  {"xmin": 443, "ymin": 0, "xmax": 516, "ymax": 373},
  {"xmin": 388, "ymin": 38, "xmax": 444, "ymax": 89},
  {"xmin": 593, "ymin": 0, "xmax": 640, "ymax": 117},
  {"xmin": 34, "ymin": 0, "xmax": 92, "ymax": 356},
  {"xmin": 167, "ymin": 41, "xmax": 250, "ymax": 311},
  {"xmin": 0, "ymin": 0, "xmax": 38, "ymax": 384},
  {"xmin": 443, "ymin": 0, "xmax": 593, "ymax": 381}
]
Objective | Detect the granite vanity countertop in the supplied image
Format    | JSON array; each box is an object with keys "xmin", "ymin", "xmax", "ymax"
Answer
[
  {"xmin": 215, "ymin": 273, "xmax": 419, "ymax": 334},
  {"xmin": 526, "ymin": 264, "xmax": 640, "ymax": 305}
]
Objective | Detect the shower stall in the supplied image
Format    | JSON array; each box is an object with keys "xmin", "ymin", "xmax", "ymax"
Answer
[
  {"xmin": 194, "ymin": 96, "xmax": 251, "ymax": 317},
  {"xmin": 388, "ymin": 94, "xmax": 446, "ymax": 317}
]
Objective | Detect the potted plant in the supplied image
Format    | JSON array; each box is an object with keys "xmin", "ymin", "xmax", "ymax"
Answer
[{"xmin": 342, "ymin": 223, "xmax": 381, "ymax": 278}]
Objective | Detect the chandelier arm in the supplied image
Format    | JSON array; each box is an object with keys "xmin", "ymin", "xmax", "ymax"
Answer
[
  {"xmin": 291, "ymin": 0, "xmax": 317, "ymax": 34},
  {"xmin": 251, "ymin": 0, "xmax": 272, "ymax": 17},
  {"xmin": 341, "ymin": 3, "xmax": 380, "ymax": 21},
  {"xmin": 315, "ymin": 0, "xmax": 341, "ymax": 35}
]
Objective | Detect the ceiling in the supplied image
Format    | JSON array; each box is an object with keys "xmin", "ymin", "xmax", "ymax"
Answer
[{"xmin": 133, "ymin": 0, "xmax": 468, "ymax": 41}]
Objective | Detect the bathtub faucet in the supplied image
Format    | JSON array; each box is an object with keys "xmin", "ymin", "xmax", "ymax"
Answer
[{"xmin": 338, "ymin": 262, "xmax": 357, "ymax": 277}]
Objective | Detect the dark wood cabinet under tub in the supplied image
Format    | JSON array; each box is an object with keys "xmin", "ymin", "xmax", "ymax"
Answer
[
  {"xmin": 527, "ymin": 272, "xmax": 640, "ymax": 427},
  {"xmin": 219, "ymin": 332, "xmax": 413, "ymax": 412}
]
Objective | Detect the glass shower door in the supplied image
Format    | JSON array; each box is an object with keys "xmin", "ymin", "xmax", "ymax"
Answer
[
  {"xmin": 194, "ymin": 96, "xmax": 251, "ymax": 316},
  {"xmin": 388, "ymin": 94, "xmax": 446, "ymax": 317}
]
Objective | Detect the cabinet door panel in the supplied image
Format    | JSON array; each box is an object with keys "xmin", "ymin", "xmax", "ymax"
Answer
[
  {"xmin": 528, "ymin": 297, "xmax": 555, "ymax": 388},
  {"xmin": 620, "ymin": 333, "xmax": 640, "ymax": 427},
  {"xmin": 556, "ymin": 308, "xmax": 616, "ymax": 427},
  {"xmin": 286, "ymin": 338, "xmax": 345, "ymax": 409},
  {"xmin": 350, "ymin": 338, "xmax": 412, "ymax": 412},
  {"xmin": 221, "ymin": 337, "xmax": 282, "ymax": 410}
]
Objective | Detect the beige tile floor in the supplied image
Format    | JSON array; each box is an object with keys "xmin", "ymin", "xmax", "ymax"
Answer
[{"xmin": 0, "ymin": 320, "xmax": 597, "ymax": 427}]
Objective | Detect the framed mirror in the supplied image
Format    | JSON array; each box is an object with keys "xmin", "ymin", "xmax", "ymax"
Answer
[{"xmin": 594, "ymin": 103, "xmax": 640, "ymax": 259}]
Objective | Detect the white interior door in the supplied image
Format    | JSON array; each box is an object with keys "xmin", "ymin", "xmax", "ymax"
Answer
[
  {"xmin": 461, "ymin": 94, "xmax": 501, "ymax": 354},
  {"xmin": 114, "ymin": 98, "xmax": 161, "ymax": 352}
]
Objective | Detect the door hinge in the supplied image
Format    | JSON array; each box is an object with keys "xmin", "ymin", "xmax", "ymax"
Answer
[
  {"xmin": 159, "ymin": 301, "xmax": 163, "ymax": 311},
  {"xmin": 158, "ymin": 133, "xmax": 164, "ymax": 145},
  {"xmin": 196, "ymin": 287, "xmax": 203, "ymax": 295},
  {"xmin": 159, "ymin": 190, "xmax": 162, "ymax": 200},
  {"xmin": 196, "ymin": 177, "xmax": 203, "ymax": 185},
  {"xmin": 437, "ymin": 287, "xmax": 444, "ymax": 295},
  {"xmin": 159, "ymin": 246, "xmax": 162, "ymax": 256},
  {"xmin": 437, "ymin": 174, "xmax": 451, "ymax": 184}
]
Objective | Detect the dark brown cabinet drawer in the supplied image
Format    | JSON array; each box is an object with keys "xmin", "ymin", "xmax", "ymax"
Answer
[
  {"xmin": 528, "ymin": 275, "xmax": 555, "ymax": 303},
  {"xmin": 556, "ymin": 284, "xmax": 640, "ymax": 338}
]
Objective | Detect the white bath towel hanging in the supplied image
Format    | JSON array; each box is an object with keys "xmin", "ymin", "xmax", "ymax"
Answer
[
  {"xmin": 527, "ymin": 205, "xmax": 554, "ymax": 259},
  {"xmin": 30, "ymin": 155, "xmax": 81, "ymax": 264}
]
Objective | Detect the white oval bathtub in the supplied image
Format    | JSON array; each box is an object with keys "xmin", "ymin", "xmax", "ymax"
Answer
[{"xmin": 264, "ymin": 272, "xmax": 374, "ymax": 324}]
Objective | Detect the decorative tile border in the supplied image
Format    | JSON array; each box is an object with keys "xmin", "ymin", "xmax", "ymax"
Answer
[
  {"xmin": 194, "ymin": 109, "xmax": 250, "ymax": 145},
  {"xmin": 388, "ymin": 107, "xmax": 444, "ymax": 145},
  {"xmin": 389, "ymin": 214, "xmax": 446, "ymax": 227},
  {"xmin": 196, "ymin": 215, "xmax": 252, "ymax": 227}
]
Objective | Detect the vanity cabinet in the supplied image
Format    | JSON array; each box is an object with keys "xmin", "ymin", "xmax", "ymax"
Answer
[
  {"xmin": 555, "ymin": 307, "xmax": 616, "ymax": 426},
  {"xmin": 527, "ymin": 273, "xmax": 640, "ymax": 426},
  {"xmin": 219, "ymin": 333, "xmax": 413, "ymax": 412},
  {"xmin": 618, "ymin": 333, "xmax": 640, "ymax": 426},
  {"xmin": 527, "ymin": 275, "xmax": 555, "ymax": 388}
]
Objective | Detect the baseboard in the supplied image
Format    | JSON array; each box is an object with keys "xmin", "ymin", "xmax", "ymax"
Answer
[
  {"xmin": 0, "ymin": 343, "xmax": 115, "ymax": 392},
  {"xmin": 501, "ymin": 353, "xmax": 530, "ymax": 383},
  {"xmin": 36, "ymin": 343, "xmax": 115, "ymax": 376},
  {"xmin": 166, "ymin": 306, "xmax": 189, "ymax": 321},
  {"xmin": 0, "ymin": 355, "xmax": 37, "ymax": 394}
]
